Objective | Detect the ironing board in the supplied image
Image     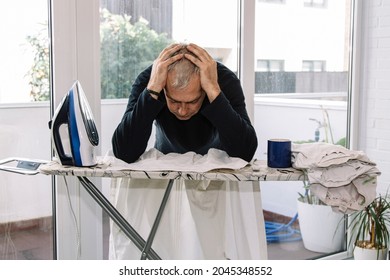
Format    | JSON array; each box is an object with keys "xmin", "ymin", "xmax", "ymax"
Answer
[
  {"xmin": 0, "ymin": 156, "xmax": 304, "ymax": 260},
  {"xmin": 36, "ymin": 158, "xmax": 304, "ymax": 260}
]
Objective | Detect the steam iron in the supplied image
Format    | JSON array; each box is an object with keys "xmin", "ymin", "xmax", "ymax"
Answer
[{"xmin": 49, "ymin": 80, "xmax": 99, "ymax": 167}]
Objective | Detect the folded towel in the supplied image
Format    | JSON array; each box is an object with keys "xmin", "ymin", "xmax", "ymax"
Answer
[
  {"xmin": 292, "ymin": 142, "xmax": 373, "ymax": 168},
  {"xmin": 292, "ymin": 143, "xmax": 380, "ymax": 213}
]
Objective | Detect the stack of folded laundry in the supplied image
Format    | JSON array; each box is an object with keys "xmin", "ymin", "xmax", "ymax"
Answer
[{"xmin": 292, "ymin": 142, "xmax": 381, "ymax": 214}]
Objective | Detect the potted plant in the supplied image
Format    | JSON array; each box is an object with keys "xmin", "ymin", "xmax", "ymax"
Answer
[
  {"xmin": 294, "ymin": 122, "xmax": 347, "ymax": 253},
  {"xmin": 297, "ymin": 172, "xmax": 345, "ymax": 253},
  {"xmin": 347, "ymin": 194, "xmax": 390, "ymax": 260}
]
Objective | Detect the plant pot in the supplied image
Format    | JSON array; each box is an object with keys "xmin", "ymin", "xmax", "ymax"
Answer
[
  {"xmin": 353, "ymin": 245, "xmax": 388, "ymax": 260},
  {"xmin": 297, "ymin": 198, "xmax": 345, "ymax": 253}
]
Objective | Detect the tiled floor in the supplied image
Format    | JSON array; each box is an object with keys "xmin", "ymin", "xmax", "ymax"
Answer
[
  {"xmin": 0, "ymin": 224, "xmax": 53, "ymax": 260},
  {"xmin": 0, "ymin": 213, "xmax": 326, "ymax": 260}
]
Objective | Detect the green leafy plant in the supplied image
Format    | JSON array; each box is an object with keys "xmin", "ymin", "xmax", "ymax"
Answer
[
  {"xmin": 347, "ymin": 194, "xmax": 390, "ymax": 255},
  {"xmin": 25, "ymin": 23, "xmax": 50, "ymax": 101},
  {"xmin": 100, "ymin": 8, "xmax": 172, "ymax": 99}
]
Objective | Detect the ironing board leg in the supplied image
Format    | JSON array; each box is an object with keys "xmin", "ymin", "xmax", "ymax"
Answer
[
  {"xmin": 141, "ymin": 179, "xmax": 174, "ymax": 260},
  {"xmin": 77, "ymin": 176, "xmax": 161, "ymax": 260}
]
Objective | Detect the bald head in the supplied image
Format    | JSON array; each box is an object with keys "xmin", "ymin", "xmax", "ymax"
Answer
[{"xmin": 167, "ymin": 44, "xmax": 200, "ymax": 90}]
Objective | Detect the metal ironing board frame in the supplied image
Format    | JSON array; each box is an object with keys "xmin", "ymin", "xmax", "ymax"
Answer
[
  {"xmin": 0, "ymin": 157, "xmax": 49, "ymax": 175},
  {"xmin": 38, "ymin": 158, "xmax": 304, "ymax": 260},
  {"xmin": 1, "ymin": 157, "xmax": 305, "ymax": 260},
  {"xmin": 77, "ymin": 176, "xmax": 173, "ymax": 260}
]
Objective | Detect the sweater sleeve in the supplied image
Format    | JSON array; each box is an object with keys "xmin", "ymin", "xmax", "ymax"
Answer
[
  {"xmin": 112, "ymin": 66, "xmax": 164, "ymax": 163},
  {"xmin": 201, "ymin": 64, "xmax": 258, "ymax": 162}
]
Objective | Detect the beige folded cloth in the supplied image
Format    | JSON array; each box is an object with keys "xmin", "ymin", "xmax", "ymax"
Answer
[{"xmin": 292, "ymin": 143, "xmax": 380, "ymax": 213}]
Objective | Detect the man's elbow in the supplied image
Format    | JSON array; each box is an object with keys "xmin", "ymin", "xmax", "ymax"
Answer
[
  {"xmin": 243, "ymin": 141, "xmax": 258, "ymax": 162},
  {"xmin": 112, "ymin": 136, "xmax": 134, "ymax": 163},
  {"xmin": 230, "ymin": 136, "xmax": 258, "ymax": 162}
]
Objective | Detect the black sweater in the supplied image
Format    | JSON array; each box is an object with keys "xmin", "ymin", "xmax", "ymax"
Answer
[{"xmin": 112, "ymin": 63, "xmax": 258, "ymax": 163}]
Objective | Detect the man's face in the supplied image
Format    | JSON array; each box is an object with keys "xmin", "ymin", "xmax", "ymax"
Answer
[{"xmin": 164, "ymin": 74, "xmax": 205, "ymax": 120}]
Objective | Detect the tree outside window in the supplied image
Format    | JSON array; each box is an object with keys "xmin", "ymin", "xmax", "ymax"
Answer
[{"xmin": 26, "ymin": 8, "xmax": 172, "ymax": 101}]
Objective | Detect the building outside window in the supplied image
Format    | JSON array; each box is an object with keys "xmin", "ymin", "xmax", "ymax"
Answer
[
  {"xmin": 304, "ymin": 0, "xmax": 328, "ymax": 8},
  {"xmin": 302, "ymin": 60, "xmax": 326, "ymax": 72},
  {"xmin": 257, "ymin": 59, "xmax": 285, "ymax": 72}
]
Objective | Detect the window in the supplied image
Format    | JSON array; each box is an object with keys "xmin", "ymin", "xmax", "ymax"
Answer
[
  {"xmin": 254, "ymin": 0, "xmax": 353, "ymax": 259},
  {"xmin": 100, "ymin": 0, "xmax": 239, "ymax": 100},
  {"xmin": 0, "ymin": 2, "xmax": 49, "ymax": 103},
  {"xmin": 257, "ymin": 59, "xmax": 285, "ymax": 72},
  {"xmin": 99, "ymin": 0, "xmax": 239, "ymax": 259},
  {"xmin": 304, "ymin": 0, "xmax": 328, "ymax": 8},
  {"xmin": 302, "ymin": 60, "xmax": 326, "ymax": 72},
  {"xmin": 48, "ymin": 0, "xmax": 355, "ymax": 260},
  {"xmin": 0, "ymin": 0, "xmax": 52, "ymax": 259},
  {"xmin": 258, "ymin": 0, "xmax": 286, "ymax": 4}
]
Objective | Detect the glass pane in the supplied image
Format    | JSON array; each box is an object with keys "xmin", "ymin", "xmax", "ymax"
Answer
[
  {"xmin": 254, "ymin": 0, "xmax": 351, "ymax": 259},
  {"xmin": 0, "ymin": 1, "xmax": 52, "ymax": 259},
  {"xmin": 100, "ymin": 0, "xmax": 238, "ymax": 100},
  {"xmin": 100, "ymin": 0, "xmax": 239, "ymax": 259}
]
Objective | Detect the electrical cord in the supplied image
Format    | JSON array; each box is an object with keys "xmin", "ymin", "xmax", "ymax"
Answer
[
  {"xmin": 265, "ymin": 213, "xmax": 302, "ymax": 243},
  {"xmin": 63, "ymin": 177, "xmax": 81, "ymax": 259},
  {"xmin": 0, "ymin": 180, "xmax": 17, "ymax": 259},
  {"xmin": 2, "ymin": 222, "xmax": 17, "ymax": 259}
]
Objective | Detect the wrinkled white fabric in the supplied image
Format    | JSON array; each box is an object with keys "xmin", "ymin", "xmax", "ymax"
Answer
[
  {"xmin": 292, "ymin": 143, "xmax": 380, "ymax": 214},
  {"xmin": 103, "ymin": 148, "xmax": 249, "ymax": 172},
  {"xmin": 109, "ymin": 178, "xmax": 267, "ymax": 260}
]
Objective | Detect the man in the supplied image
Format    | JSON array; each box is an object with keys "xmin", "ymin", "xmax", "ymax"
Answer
[
  {"xmin": 110, "ymin": 44, "xmax": 265, "ymax": 260},
  {"xmin": 112, "ymin": 43, "xmax": 257, "ymax": 163}
]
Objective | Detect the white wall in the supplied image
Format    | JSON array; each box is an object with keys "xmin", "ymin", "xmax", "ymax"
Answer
[{"xmin": 357, "ymin": 0, "xmax": 390, "ymax": 195}]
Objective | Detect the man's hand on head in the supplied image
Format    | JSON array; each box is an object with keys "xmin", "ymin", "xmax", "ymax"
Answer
[
  {"xmin": 184, "ymin": 43, "xmax": 221, "ymax": 103},
  {"xmin": 147, "ymin": 44, "xmax": 184, "ymax": 99}
]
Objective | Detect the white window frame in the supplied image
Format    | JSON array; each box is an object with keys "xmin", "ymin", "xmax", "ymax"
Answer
[{"xmin": 50, "ymin": 0, "xmax": 103, "ymax": 259}]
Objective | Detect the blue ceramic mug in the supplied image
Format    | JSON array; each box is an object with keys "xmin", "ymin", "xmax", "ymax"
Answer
[{"xmin": 267, "ymin": 139, "xmax": 292, "ymax": 168}]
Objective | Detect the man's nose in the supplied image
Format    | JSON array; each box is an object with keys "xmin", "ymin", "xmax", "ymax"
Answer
[{"xmin": 178, "ymin": 103, "xmax": 188, "ymax": 115}]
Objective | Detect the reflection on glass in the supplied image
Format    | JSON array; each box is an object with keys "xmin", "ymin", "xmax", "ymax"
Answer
[
  {"xmin": 0, "ymin": 0, "xmax": 52, "ymax": 260},
  {"xmin": 255, "ymin": 0, "xmax": 352, "ymax": 260},
  {"xmin": 99, "ymin": 0, "xmax": 239, "ymax": 259},
  {"xmin": 0, "ymin": 1, "xmax": 49, "ymax": 103},
  {"xmin": 99, "ymin": 0, "xmax": 352, "ymax": 260},
  {"xmin": 255, "ymin": 0, "xmax": 351, "ymax": 97},
  {"xmin": 100, "ymin": 0, "xmax": 239, "ymax": 100}
]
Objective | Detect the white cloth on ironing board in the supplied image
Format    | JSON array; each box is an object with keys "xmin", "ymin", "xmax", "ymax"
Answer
[{"xmin": 104, "ymin": 148, "xmax": 249, "ymax": 172}]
